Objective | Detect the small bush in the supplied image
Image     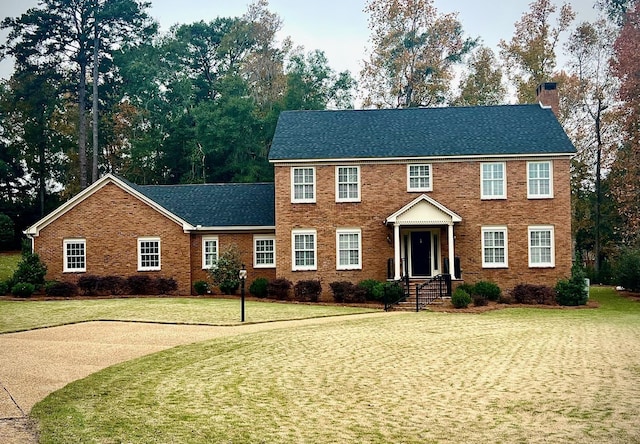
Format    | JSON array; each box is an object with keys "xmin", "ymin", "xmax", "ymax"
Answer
[
  {"xmin": 451, "ymin": 288, "xmax": 472, "ymax": 308},
  {"xmin": 615, "ymin": 248, "xmax": 640, "ymax": 292},
  {"xmin": 498, "ymin": 293, "xmax": 514, "ymax": 304},
  {"xmin": 329, "ymin": 281, "xmax": 366, "ymax": 303},
  {"xmin": 511, "ymin": 283, "xmax": 556, "ymax": 305},
  {"xmin": 472, "ymin": 294, "xmax": 488, "ymax": 306},
  {"xmin": 45, "ymin": 281, "xmax": 77, "ymax": 297},
  {"xmin": 268, "ymin": 278, "xmax": 292, "ymax": 300},
  {"xmin": 99, "ymin": 276, "xmax": 128, "ymax": 295},
  {"xmin": 357, "ymin": 279, "xmax": 381, "ymax": 301},
  {"xmin": 294, "ymin": 280, "xmax": 322, "ymax": 302},
  {"xmin": 456, "ymin": 283, "xmax": 475, "ymax": 295},
  {"xmin": 555, "ymin": 266, "xmax": 588, "ymax": 306},
  {"xmin": 474, "ymin": 281, "xmax": 501, "ymax": 301},
  {"xmin": 12, "ymin": 253, "xmax": 47, "ymax": 289},
  {"xmin": 77, "ymin": 275, "xmax": 101, "ymax": 296},
  {"xmin": 11, "ymin": 282, "xmax": 35, "ymax": 298},
  {"xmin": 249, "ymin": 277, "xmax": 268, "ymax": 298},
  {"xmin": 155, "ymin": 277, "xmax": 178, "ymax": 294},
  {"xmin": 0, "ymin": 281, "xmax": 8, "ymax": 295},
  {"xmin": 193, "ymin": 280, "xmax": 209, "ymax": 295},
  {"xmin": 383, "ymin": 281, "xmax": 405, "ymax": 303},
  {"xmin": 127, "ymin": 275, "xmax": 154, "ymax": 295}
]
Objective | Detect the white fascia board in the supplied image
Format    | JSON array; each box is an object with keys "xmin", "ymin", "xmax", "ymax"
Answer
[
  {"xmin": 269, "ymin": 152, "xmax": 575, "ymax": 165},
  {"xmin": 25, "ymin": 174, "xmax": 195, "ymax": 237},
  {"xmin": 385, "ymin": 194, "xmax": 462, "ymax": 225},
  {"xmin": 190, "ymin": 225, "xmax": 276, "ymax": 233}
]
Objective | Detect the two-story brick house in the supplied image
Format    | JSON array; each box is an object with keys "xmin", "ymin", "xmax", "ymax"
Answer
[{"xmin": 26, "ymin": 83, "xmax": 575, "ymax": 297}]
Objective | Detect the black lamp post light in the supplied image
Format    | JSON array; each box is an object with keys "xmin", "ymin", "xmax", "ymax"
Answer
[{"xmin": 239, "ymin": 264, "xmax": 247, "ymax": 322}]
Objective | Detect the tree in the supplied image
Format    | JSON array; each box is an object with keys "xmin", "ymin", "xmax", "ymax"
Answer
[
  {"xmin": 610, "ymin": 0, "xmax": 640, "ymax": 244},
  {"xmin": 1, "ymin": 0, "xmax": 155, "ymax": 189},
  {"xmin": 360, "ymin": 0, "xmax": 476, "ymax": 108},
  {"xmin": 565, "ymin": 19, "xmax": 619, "ymax": 276},
  {"xmin": 499, "ymin": 0, "xmax": 575, "ymax": 103},
  {"xmin": 452, "ymin": 46, "xmax": 506, "ymax": 106}
]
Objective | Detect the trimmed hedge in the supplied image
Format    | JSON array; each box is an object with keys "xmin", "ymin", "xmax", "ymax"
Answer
[
  {"xmin": 511, "ymin": 283, "xmax": 556, "ymax": 305},
  {"xmin": 294, "ymin": 280, "xmax": 322, "ymax": 302},
  {"xmin": 249, "ymin": 277, "xmax": 268, "ymax": 298},
  {"xmin": 11, "ymin": 282, "xmax": 35, "ymax": 298},
  {"xmin": 268, "ymin": 278, "xmax": 292, "ymax": 300},
  {"xmin": 45, "ymin": 281, "xmax": 78, "ymax": 297},
  {"xmin": 451, "ymin": 288, "xmax": 472, "ymax": 308}
]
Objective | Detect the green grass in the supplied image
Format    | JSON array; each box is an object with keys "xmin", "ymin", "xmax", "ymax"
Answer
[
  {"xmin": 30, "ymin": 287, "xmax": 640, "ymax": 443},
  {"xmin": 0, "ymin": 298, "xmax": 378, "ymax": 333},
  {"xmin": 0, "ymin": 251, "xmax": 20, "ymax": 282}
]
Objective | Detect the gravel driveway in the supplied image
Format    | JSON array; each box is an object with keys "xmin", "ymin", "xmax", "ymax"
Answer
[{"xmin": 0, "ymin": 314, "xmax": 387, "ymax": 443}]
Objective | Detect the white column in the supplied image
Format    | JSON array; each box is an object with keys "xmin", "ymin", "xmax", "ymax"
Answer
[
  {"xmin": 448, "ymin": 222, "xmax": 456, "ymax": 279},
  {"xmin": 394, "ymin": 223, "xmax": 401, "ymax": 280}
]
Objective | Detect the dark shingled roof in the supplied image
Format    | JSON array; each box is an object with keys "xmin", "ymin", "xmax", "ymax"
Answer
[
  {"xmin": 130, "ymin": 182, "xmax": 275, "ymax": 227},
  {"xmin": 269, "ymin": 105, "xmax": 576, "ymax": 160}
]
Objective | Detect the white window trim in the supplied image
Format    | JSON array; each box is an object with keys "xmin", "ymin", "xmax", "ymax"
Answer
[
  {"xmin": 407, "ymin": 164, "xmax": 433, "ymax": 192},
  {"xmin": 528, "ymin": 226, "xmax": 555, "ymax": 268},
  {"xmin": 292, "ymin": 229, "xmax": 317, "ymax": 271},
  {"xmin": 480, "ymin": 162, "xmax": 507, "ymax": 200},
  {"xmin": 527, "ymin": 161, "xmax": 554, "ymax": 199},
  {"xmin": 254, "ymin": 235, "xmax": 276, "ymax": 268},
  {"xmin": 335, "ymin": 165, "xmax": 361, "ymax": 202},
  {"xmin": 291, "ymin": 166, "xmax": 316, "ymax": 203},
  {"xmin": 336, "ymin": 228, "xmax": 362, "ymax": 270},
  {"xmin": 137, "ymin": 237, "xmax": 161, "ymax": 271},
  {"xmin": 202, "ymin": 236, "xmax": 219, "ymax": 270},
  {"xmin": 63, "ymin": 239, "xmax": 86, "ymax": 273},
  {"xmin": 481, "ymin": 227, "xmax": 508, "ymax": 268}
]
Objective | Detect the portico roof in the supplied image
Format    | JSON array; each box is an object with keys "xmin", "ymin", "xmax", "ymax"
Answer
[{"xmin": 385, "ymin": 194, "xmax": 462, "ymax": 225}]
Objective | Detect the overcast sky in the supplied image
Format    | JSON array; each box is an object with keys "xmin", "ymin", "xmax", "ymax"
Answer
[{"xmin": 1, "ymin": 0, "xmax": 599, "ymax": 82}]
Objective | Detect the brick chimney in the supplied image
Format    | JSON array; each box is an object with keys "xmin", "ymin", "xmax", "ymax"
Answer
[{"xmin": 536, "ymin": 82, "xmax": 559, "ymax": 116}]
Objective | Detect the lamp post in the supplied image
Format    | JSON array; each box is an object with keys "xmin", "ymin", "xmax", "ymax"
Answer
[{"xmin": 239, "ymin": 264, "xmax": 247, "ymax": 322}]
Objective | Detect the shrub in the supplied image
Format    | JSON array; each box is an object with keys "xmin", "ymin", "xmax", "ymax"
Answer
[
  {"xmin": 511, "ymin": 283, "xmax": 556, "ymax": 305},
  {"xmin": 268, "ymin": 278, "xmax": 292, "ymax": 300},
  {"xmin": 208, "ymin": 245, "xmax": 242, "ymax": 295},
  {"xmin": 329, "ymin": 281, "xmax": 366, "ymax": 303},
  {"xmin": 98, "ymin": 276, "xmax": 128, "ymax": 295},
  {"xmin": 155, "ymin": 277, "xmax": 178, "ymax": 294},
  {"xmin": 11, "ymin": 253, "xmax": 47, "ymax": 289},
  {"xmin": 77, "ymin": 275, "xmax": 101, "ymax": 296},
  {"xmin": 451, "ymin": 288, "xmax": 472, "ymax": 308},
  {"xmin": 294, "ymin": 280, "xmax": 322, "ymax": 302},
  {"xmin": 357, "ymin": 279, "xmax": 386, "ymax": 302},
  {"xmin": 383, "ymin": 281, "xmax": 405, "ymax": 303},
  {"xmin": 615, "ymin": 248, "xmax": 640, "ymax": 292},
  {"xmin": 472, "ymin": 294, "xmax": 488, "ymax": 306},
  {"xmin": 11, "ymin": 282, "xmax": 35, "ymax": 298},
  {"xmin": 473, "ymin": 281, "xmax": 501, "ymax": 301},
  {"xmin": 555, "ymin": 266, "xmax": 588, "ymax": 306},
  {"xmin": 127, "ymin": 275, "xmax": 154, "ymax": 295},
  {"xmin": 249, "ymin": 277, "xmax": 268, "ymax": 298},
  {"xmin": 456, "ymin": 283, "xmax": 475, "ymax": 295},
  {"xmin": 498, "ymin": 293, "xmax": 514, "ymax": 304},
  {"xmin": 45, "ymin": 281, "xmax": 77, "ymax": 297},
  {"xmin": 193, "ymin": 280, "xmax": 209, "ymax": 295},
  {"xmin": 0, "ymin": 281, "xmax": 8, "ymax": 296}
]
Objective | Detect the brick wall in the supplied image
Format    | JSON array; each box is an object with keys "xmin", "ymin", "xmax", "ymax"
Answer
[
  {"xmin": 274, "ymin": 157, "xmax": 572, "ymax": 297},
  {"xmin": 34, "ymin": 182, "xmax": 193, "ymax": 295}
]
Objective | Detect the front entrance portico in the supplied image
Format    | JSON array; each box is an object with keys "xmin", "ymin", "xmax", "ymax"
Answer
[{"xmin": 385, "ymin": 194, "xmax": 462, "ymax": 280}]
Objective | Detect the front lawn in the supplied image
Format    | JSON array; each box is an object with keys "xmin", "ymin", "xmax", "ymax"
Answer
[
  {"xmin": 31, "ymin": 287, "xmax": 640, "ymax": 443},
  {"xmin": 0, "ymin": 251, "xmax": 20, "ymax": 282},
  {"xmin": 0, "ymin": 298, "xmax": 378, "ymax": 333}
]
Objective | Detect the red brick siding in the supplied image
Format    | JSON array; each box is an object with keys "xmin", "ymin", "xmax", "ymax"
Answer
[
  {"xmin": 274, "ymin": 158, "xmax": 572, "ymax": 295},
  {"xmin": 34, "ymin": 182, "xmax": 192, "ymax": 294}
]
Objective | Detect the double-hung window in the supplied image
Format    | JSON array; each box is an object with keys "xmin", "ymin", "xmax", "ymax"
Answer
[
  {"xmin": 528, "ymin": 161, "xmax": 553, "ymax": 198},
  {"xmin": 138, "ymin": 237, "xmax": 161, "ymax": 271},
  {"xmin": 407, "ymin": 164, "xmax": 432, "ymax": 192},
  {"xmin": 481, "ymin": 162, "xmax": 506, "ymax": 199},
  {"xmin": 528, "ymin": 226, "xmax": 555, "ymax": 267},
  {"xmin": 202, "ymin": 236, "xmax": 218, "ymax": 269},
  {"xmin": 63, "ymin": 239, "xmax": 86, "ymax": 272},
  {"xmin": 291, "ymin": 167, "xmax": 316, "ymax": 203},
  {"xmin": 336, "ymin": 229, "xmax": 362, "ymax": 270},
  {"xmin": 254, "ymin": 235, "xmax": 276, "ymax": 268},
  {"xmin": 336, "ymin": 166, "xmax": 360, "ymax": 202},
  {"xmin": 292, "ymin": 229, "xmax": 317, "ymax": 271},
  {"xmin": 481, "ymin": 227, "xmax": 508, "ymax": 268}
]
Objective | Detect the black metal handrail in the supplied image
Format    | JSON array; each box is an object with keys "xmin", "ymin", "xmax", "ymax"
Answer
[
  {"xmin": 415, "ymin": 274, "xmax": 452, "ymax": 311},
  {"xmin": 383, "ymin": 275, "xmax": 410, "ymax": 312}
]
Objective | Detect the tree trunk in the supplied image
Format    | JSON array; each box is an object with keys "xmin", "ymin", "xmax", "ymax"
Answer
[
  {"xmin": 92, "ymin": 32, "xmax": 99, "ymax": 184},
  {"xmin": 78, "ymin": 60, "xmax": 88, "ymax": 189},
  {"xmin": 594, "ymin": 103, "xmax": 603, "ymax": 279}
]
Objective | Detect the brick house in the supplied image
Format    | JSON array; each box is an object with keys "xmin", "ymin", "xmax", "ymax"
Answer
[{"xmin": 26, "ymin": 83, "xmax": 575, "ymax": 297}]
